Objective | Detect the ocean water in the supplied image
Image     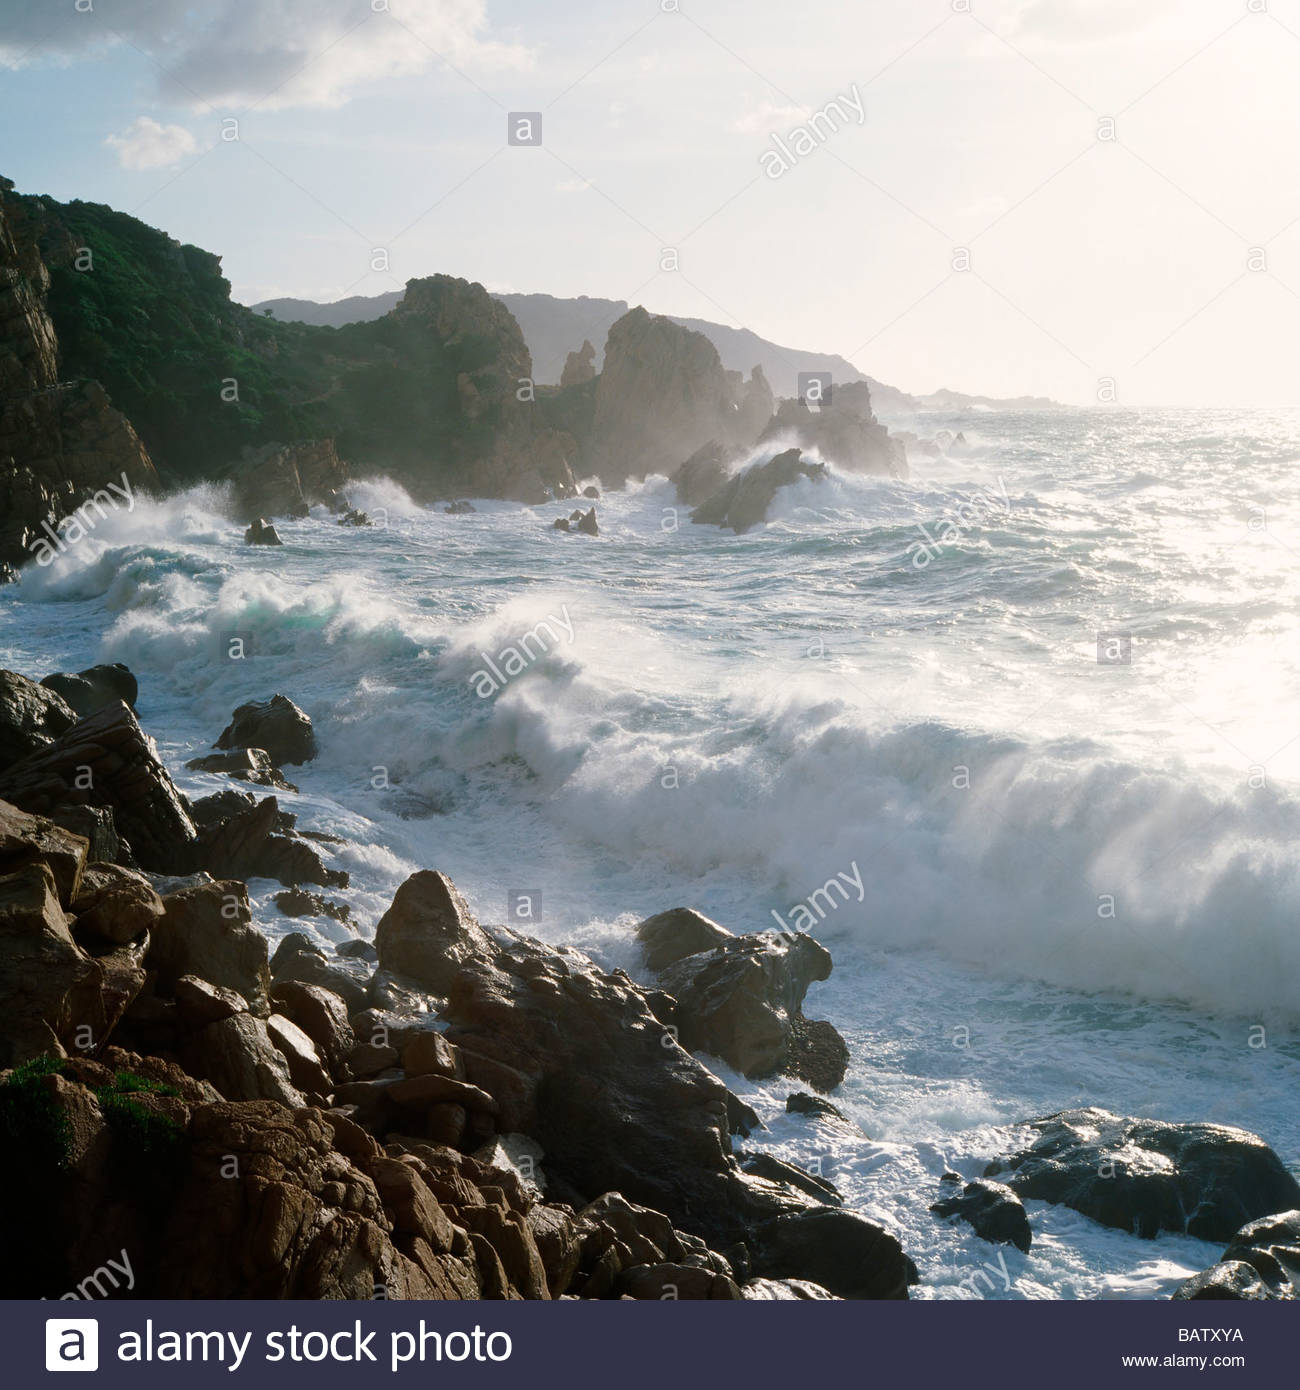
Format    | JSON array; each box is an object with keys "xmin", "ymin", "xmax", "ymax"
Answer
[{"xmin": 4, "ymin": 406, "xmax": 1299, "ymax": 1300}]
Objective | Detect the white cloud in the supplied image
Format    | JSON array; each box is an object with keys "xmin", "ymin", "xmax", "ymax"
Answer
[
  {"xmin": 1007, "ymin": 0, "xmax": 1182, "ymax": 44},
  {"xmin": 730, "ymin": 100, "xmax": 810, "ymax": 136},
  {"xmin": 104, "ymin": 116, "xmax": 198, "ymax": 170},
  {"xmin": 0, "ymin": 0, "xmax": 531, "ymax": 109}
]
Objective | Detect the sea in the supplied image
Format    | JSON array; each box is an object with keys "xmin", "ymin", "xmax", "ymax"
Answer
[{"xmin": 4, "ymin": 406, "xmax": 1299, "ymax": 1300}]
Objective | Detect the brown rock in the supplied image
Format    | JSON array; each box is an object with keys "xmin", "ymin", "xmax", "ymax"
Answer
[
  {"xmin": 149, "ymin": 879, "xmax": 271, "ymax": 1016},
  {"xmin": 270, "ymin": 980, "xmax": 356, "ymax": 1075},
  {"xmin": 173, "ymin": 974, "xmax": 246, "ymax": 1026},
  {"xmin": 401, "ymin": 1029, "xmax": 463, "ymax": 1079},
  {"xmin": 186, "ymin": 1014, "xmax": 306, "ymax": 1107},
  {"xmin": 266, "ymin": 1013, "xmax": 333, "ymax": 1096},
  {"xmin": 388, "ymin": 1072, "xmax": 498, "ymax": 1115},
  {"xmin": 70, "ymin": 861, "xmax": 164, "ymax": 944},
  {"xmin": 0, "ymin": 797, "xmax": 88, "ymax": 903},
  {"xmin": 0, "ymin": 669, "xmax": 77, "ymax": 767},
  {"xmin": 635, "ymin": 906, "xmax": 733, "ymax": 972}
]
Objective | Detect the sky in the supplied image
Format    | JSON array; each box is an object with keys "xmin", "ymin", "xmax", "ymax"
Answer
[{"xmin": 2, "ymin": 0, "xmax": 1299, "ymax": 406}]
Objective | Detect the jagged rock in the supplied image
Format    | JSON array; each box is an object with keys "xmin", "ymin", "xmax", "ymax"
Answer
[
  {"xmin": 40, "ymin": 662, "xmax": 138, "ymax": 717},
  {"xmin": 674, "ymin": 441, "xmax": 739, "ymax": 507},
  {"xmin": 244, "ymin": 517, "xmax": 282, "ymax": 545},
  {"xmin": 585, "ymin": 308, "xmax": 771, "ymax": 484},
  {"xmin": 655, "ymin": 927, "xmax": 847, "ymax": 1091},
  {"xmin": 742, "ymin": 1277, "xmax": 838, "ymax": 1300},
  {"xmin": 274, "ymin": 886, "xmax": 352, "ymax": 924},
  {"xmin": 197, "ymin": 795, "xmax": 343, "ymax": 888},
  {"xmin": 786, "ymin": 1091, "xmax": 849, "ymax": 1123},
  {"xmin": 560, "ymin": 339, "xmax": 597, "ymax": 388},
  {"xmin": 444, "ymin": 500, "xmax": 476, "ymax": 514},
  {"xmin": 1173, "ymin": 1211, "xmax": 1300, "ymax": 1300},
  {"xmin": 726, "ymin": 1091, "xmax": 763, "ymax": 1137},
  {"xmin": 0, "ymin": 701, "xmax": 197, "ymax": 873},
  {"xmin": 216, "ymin": 694, "xmax": 316, "ymax": 766},
  {"xmin": 147, "ymin": 878, "xmax": 271, "ymax": 1016},
  {"xmin": 69, "ymin": 862, "xmax": 164, "ymax": 945},
  {"xmin": 576, "ymin": 507, "xmax": 599, "ymax": 535},
  {"xmin": 636, "ymin": 906, "xmax": 733, "ymax": 973},
  {"xmin": 229, "ymin": 439, "xmax": 349, "ymax": 522},
  {"xmin": 173, "ymin": 974, "xmax": 246, "ymax": 1026},
  {"xmin": 186, "ymin": 1013, "xmax": 306, "ymax": 1107},
  {"xmin": 186, "ymin": 747, "xmax": 297, "ymax": 792},
  {"xmin": 740, "ymin": 1153, "xmax": 842, "ymax": 1206},
  {"xmin": 337, "ymin": 938, "xmax": 377, "ymax": 961},
  {"xmin": 0, "ymin": 669, "xmax": 77, "ymax": 766},
  {"xmin": 270, "ymin": 980, "xmax": 356, "ymax": 1074},
  {"xmin": 266, "ymin": 1013, "xmax": 332, "ymax": 1097},
  {"xmin": 758, "ymin": 381, "xmax": 905, "ymax": 478},
  {"xmin": 0, "ymin": 797, "xmax": 90, "ymax": 902},
  {"xmin": 46, "ymin": 804, "xmax": 121, "ymax": 864},
  {"xmin": 751, "ymin": 1209, "xmax": 913, "ymax": 1300},
  {"xmin": 337, "ymin": 508, "xmax": 370, "ymax": 527},
  {"xmin": 189, "ymin": 787, "xmax": 257, "ymax": 830},
  {"xmin": 691, "ymin": 447, "xmax": 827, "ymax": 534},
  {"xmin": 931, "ymin": 1177, "xmax": 1032, "ymax": 1253},
  {"xmin": 985, "ymin": 1109, "xmax": 1300, "ymax": 1241}
]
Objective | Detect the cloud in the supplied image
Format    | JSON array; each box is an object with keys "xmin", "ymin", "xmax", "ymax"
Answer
[
  {"xmin": 0, "ymin": 0, "xmax": 531, "ymax": 109},
  {"xmin": 104, "ymin": 115, "xmax": 198, "ymax": 170},
  {"xmin": 1007, "ymin": 0, "xmax": 1181, "ymax": 43},
  {"xmin": 730, "ymin": 100, "xmax": 810, "ymax": 136}
]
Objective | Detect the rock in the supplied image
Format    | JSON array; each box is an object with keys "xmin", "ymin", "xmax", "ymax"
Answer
[
  {"xmin": 674, "ymin": 441, "xmax": 738, "ymax": 507},
  {"xmin": 444, "ymin": 500, "xmax": 476, "ymax": 514},
  {"xmin": 527, "ymin": 1204, "xmax": 582, "ymax": 1297},
  {"xmin": 740, "ymin": 1152, "xmax": 842, "ymax": 1206},
  {"xmin": 985, "ymin": 1109, "xmax": 1300, "ymax": 1242},
  {"xmin": 270, "ymin": 980, "xmax": 356, "ymax": 1074},
  {"xmin": 576, "ymin": 507, "xmax": 598, "ymax": 535},
  {"xmin": 585, "ymin": 308, "xmax": 771, "ymax": 484},
  {"xmin": 0, "ymin": 701, "xmax": 198, "ymax": 873},
  {"xmin": 228, "ymin": 439, "xmax": 349, "ymax": 522},
  {"xmin": 402, "ymin": 1029, "xmax": 464, "ymax": 1080},
  {"xmin": 752, "ymin": 1209, "xmax": 913, "ymax": 1300},
  {"xmin": 551, "ymin": 517, "xmax": 570, "ymax": 531},
  {"xmin": 786, "ymin": 1091, "xmax": 848, "ymax": 1123},
  {"xmin": 40, "ymin": 663, "xmax": 138, "ymax": 717},
  {"xmin": 273, "ymin": 945, "xmax": 369, "ymax": 1013},
  {"xmin": 274, "ymin": 886, "xmax": 352, "ymax": 924},
  {"xmin": 742, "ymin": 1277, "xmax": 838, "ymax": 1299},
  {"xmin": 337, "ymin": 938, "xmax": 376, "ymax": 961},
  {"xmin": 46, "ymin": 804, "xmax": 121, "ymax": 864},
  {"xmin": 0, "ymin": 669, "xmax": 77, "ymax": 766},
  {"xmin": 616, "ymin": 1262, "xmax": 741, "ymax": 1300},
  {"xmin": 266, "ymin": 1013, "xmax": 333, "ymax": 1097},
  {"xmin": 757, "ymin": 382, "xmax": 905, "ymax": 479},
  {"xmin": 931, "ymin": 1178, "xmax": 1032, "ymax": 1253},
  {"xmin": 186, "ymin": 1013, "xmax": 306, "ymax": 1107},
  {"xmin": 244, "ymin": 517, "xmax": 282, "ymax": 545},
  {"xmin": 691, "ymin": 447, "xmax": 827, "ymax": 534},
  {"xmin": 347, "ymin": 1042, "xmax": 399, "ymax": 1078},
  {"xmin": 582, "ymin": 485, "xmax": 600, "ymax": 499},
  {"xmin": 216, "ymin": 694, "xmax": 316, "ymax": 766},
  {"xmin": 189, "ymin": 787, "xmax": 257, "ymax": 830},
  {"xmin": 656, "ymin": 928, "xmax": 848, "ymax": 1091},
  {"xmin": 374, "ymin": 871, "xmax": 494, "ymax": 992},
  {"xmin": 197, "ymin": 795, "xmax": 344, "ymax": 888},
  {"xmin": 560, "ymin": 340, "xmax": 597, "ymax": 388},
  {"xmin": 69, "ymin": 862, "xmax": 164, "ymax": 945},
  {"xmin": 148, "ymin": 879, "xmax": 271, "ymax": 1016},
  {"xmin": 726, "ymin": 1091, "xmax": 763, "ymax": 1138},
  {"xmin": 1173, "ymin": 1210, "xmax": 1300, "ymax": 1300},
  {"xmin": 173, "ymin": 974, "xmax": 246, "ymax": 1026},
  {"xmin": 0, "ymin": 797, "xmax": 90, "ymax": 903},
  {"xmin": 635, "ymin": 906, "xmax": 733, "ymax": 972},
  {"xmin": 186, "ymin": 747, "xmax": 297, "ymax": 792},
  {"xmin": 337, "ymin": 509, "xmax": 370, "ymax": 527},
  {"xmin": 388, "ymin": 1073, "xmax": 498, "ymax": 1115}
]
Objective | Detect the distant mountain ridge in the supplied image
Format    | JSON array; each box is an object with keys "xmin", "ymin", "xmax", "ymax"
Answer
[{"xmin": 250, "ymin": 290, "xmax": 1053, "ymax": 413}]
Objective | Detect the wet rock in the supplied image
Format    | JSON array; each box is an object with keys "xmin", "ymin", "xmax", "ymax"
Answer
[
  {"xmin": 337, "ymin": 509, "xmax": 370, "ymax": 527},
  {"xmin": 0, "ymin": 701, "xmax": 197, "ymax": 873},
  {"xmin": 674, "ymin": 441, "xmax": 738, "ymax": 507},
  {"xmin": 40, "ymin": 663, "xmax": 138, "ymax": 717},
  {"xmin": 985, "ymin": 1109, "xmax": 1300, "ymax": 1242},
  {"xmin": 336, "ymin": 938, "xmax": 376, "ymax": 961},
  {"xmin": 931, "ymin": 1178, "xmax": 1032, "ymax": 1253},
  {"xmin": 0, "ymin": 669, "xmax": 77, "ymax": 766},
  {"xmin": 691, "ymin": 448, "xmax": 827, "ymax": 534},
  {"xmin": 197, "ymin": 795, "xmax": 343, "ymax": 888},
  {"xmin": 751, "ymin": 1209, "xmax": 913, "ymax": 1300},
  {"xmin": 275, "ymin": 886, "xmax": 352, "ymax": 924},
  {"xmin": 551, "ymin": 517, "xmax": 570, "ymax": 531},
  {"xmin": 244, "ymin": 517, "xmax": 282, "ymax": 545},
  {"xmin": 740, "ymin": 1152, "xmax": 842, "ymax": 1206},
  {"xmin": 582, "ymin": 485, "xmax": 600, "ymax": 499},
  {"xmin": 147, "ymin": 878, "xmax": 271, "ymax": 1016},
  {"xmin": 656, "ymin": 928, "xmax": 848, "ymax": 1091},
  {"xmin": 635, "ymin": 906, "xmax": 732, "ymax": 972},
  {"xmin": 46, "ymin": 804, "xmax": 121, "ymax": 864},
  {"xmin": 270, "ymin": 980, "xmax": 356, "ymax": 1075},
  {"xmin": 786, "ymin": 1091, "xmax": 848, "ymax": 1123},
  {"xmin": 69, "ymin": 862, "xmax": 164, "ymax": 945},
  {"xmin": 216, "ymin": 694, "xmax": 316, "ymax": 766},
  {"xmin": 272, "ymin": 943, "xmax": 369, "ymax": 1013},
  {"xmin": 188, "ymin": 787, "xmax": 257, "ymax": 830},
  {"xmin": 576, "ymin": 507, "xmax": 599, "ymax": 536},
  {"xmin": 1173, "ymin": 1210, "xmax": 1300, "ymax": 1300},
  {"xmin": 742, "ymin": 1277, "xmax": 838, "ymax": 1299},
  {"xmin": 186, "ymin": 747, "xmax": 297, "ymax": 792},
  {"xmin": 726, "ymin": 1091, "xmax": 763, "ymax": 1138},
  {"xmin": 266, "ymin": 1013, "xmax": 332, "ymax": 1097}
]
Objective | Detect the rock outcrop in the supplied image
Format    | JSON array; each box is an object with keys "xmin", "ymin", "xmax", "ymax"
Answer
[
  {"xmin": 227, "ymin": 438, "xmax": 350, "ymax": 521},
  {"xmin": 930, "ymin": 1177, "xmax": 1032, "ymax": 1253},
  {"xmin": 216, "ymin": 694, "xmax": 317, "ymax": 766},
  {"xmin": 1173, "ymin": 1210, "xmax": 1300, "ymax": 1300},
  {"xmin": 560, "ymin": 339, "xmax": 597, "ymax": 388},
  {"xmin": 0, "ymin": 668, "xmax": 78, "ymax": 766},
  {"xmin": 583, "ymin": 308, "xmax": 772, "ymax": 484},
  {"xmin": 758, "ymin": 381, "xmax": 905, "ymax": 478},
  {"xmin": 985, "ymin": 1109, "xmax": 1300, "ymax": 1242},
  {"xmin": 40, "ymin": 662, "xmax": 137, "ymax": 718},
  {"xmin": 690, "ymin": 447, "xmax": 827, "ymax": 533}
]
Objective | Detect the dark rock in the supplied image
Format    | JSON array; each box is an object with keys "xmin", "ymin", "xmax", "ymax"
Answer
[
  {"xmin": 244, "ymin": 517, "xmax": 282, "ymax": 545},
  {"xmin": 337, "ymin": 509, "xmax": 370, "ymax": 527},
  {"xmin": 635, "ymin": 906, "xmax": 732, "ymax": 972},
  {"xmin": 173, "ymin": 974, "xmax": 246, "ymax": 1026},
  {"xmin": 674, "ymin": 441, "xmax": 738, "ymax": 507},
  {"xmin": 216, "ymin": 694, "xmax": 316, "ymax": 766},
  {"xmin": 269, "ymin": 979, "xmax": 356, "ymax": 1074},
  {"xmin": 444, "ymin": 500, "xmax": 476, "ymax": 514},
  {"xmin": 186, "ymin": 747, "xmax": 297, "ymax": 792},
  {"xmin": 691, "ymin": 447, "xmax": 827, "ymax": 534},
  {"xmin": 197, "ymin": 795, "xmax": 343, "ymax": 888},
  {"xmin": 184, "ymin": 1013, "xmax": 305, "ymax": 1106},
  {"xmin": 551, "ymin": 517, "xmax": 570, "ymax": 531},
  {"xmin": 787, "ymin": 1091, "xmax": 848, "ymax": 1122},
  {"xmin": 188, "ymin": 787, "xmax": 257, "ymax": 830},
  {"xmin": 576, "ymin": 507, "xmax": 599, "ymax": 535},
  {"xmin": 0, "ymin": 701, "xmax": 197, "ymax": 873},
  {"xmin": 147, "ymin": 878, "xmax": 271, "ymax": 1016},
  {"xmin": 229, "ymin": 439, "xmax": 349, "ymax": 522},
  {"xmin": 740, "ymin": 1152, "xmax": 842, "ymax": 1206},
  {"xmin": 657, "ymin": 928, "xmax": 848, "ymax": 1091},
  {"xmin": 275, "ymin": 886, "xmax": 353, "ymax": 924},
  {"xmin": 1173, "ymin": 1210, "xmax": 1300, "ymax": 1300},
  {"xmin": 752, "ymin": 1209, "xmax": 913, "ymax": 1300},
  {"xmin": 582, "ymin": 485, "xmax": 600, "ymax": 499},
  {"xmin": 0, "ymin": 798, "xmax": 91, "ymax": 903},
  {"xmin": 726, "ymin": 1091, "xmax": 763, "ymax": 1138},
  {"xmin": 272, "ymin": 944, "xmax": 369, "ymax": 1012},
  {"xmin": 46, "ymin": 804, "xmax": 121, "ymax": 864},
  {"xmin": 0, "ymin": 669, "xmax": 78, "ymax": 768},
  {"xmin": 40, "ymin": 663, "xmax": 138, "ymax": 717},
  {"xmin": 931, "ymin": 1179, "xmax": 1032, "ymax": 1253},
  {"xmin": 337, "ymin": 938, "xmax": 377, "ymax": 961},
  {"xmin": 985, "ymin": 1109, "xmax": 1300, "ymax": 1242}
]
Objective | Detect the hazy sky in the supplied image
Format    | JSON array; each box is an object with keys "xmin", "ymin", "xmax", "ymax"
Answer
[{"xmin": 2, "ymin": 0, "xmax": 1298, "ymax": 405}]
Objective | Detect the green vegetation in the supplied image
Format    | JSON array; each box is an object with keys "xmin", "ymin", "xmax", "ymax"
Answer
[{"xmin": 0, "ymin": 1054, "xmax": 72, "ymax": 1172}]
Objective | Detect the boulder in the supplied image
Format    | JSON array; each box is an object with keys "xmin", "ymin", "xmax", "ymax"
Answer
[
  {"xmin": 739, "ymin": 1152, "xmax": 842, "ymax": 1206},
  {"xmin": 274, "ymin": 886, "xmax": 352, "ymax": 924},
  {"xmin": 197, "ymin": 795, "xmax": 343, "ymax": 888},
  {"xmin": 742, "ymin": 1277, "xmax": 838, "ymax": 1300},
  {"xmin": 270, "ymin": 980, "xmax": 356, "ymax": 1074},
  {"xmin": 40, "ymin": 663, "xmax": 137, "ymax": 717},
  {"xmin": 751, "ymin": 1209, "xmax": 913, "ymax": 1300},
  {"xmin": 0, "ymin": 669, "xmax": 77, "ymax": 767},
  {"xmin": 216, "ymin": 695, "xmax": 317, "ymax": 766},
  {"xmin": 691, "ymin": 447, "xmax": 827, "ymax": 534},
  {"xmin": 786, "ymin": 1091, "xmax": 849, "ymax": 1123},
  {"xmin": 0, "ymin": 797, "xmax": 89, "ymax": 903},
  {"xmin": 444, "ymin": 500, "xmax": 476, "ymax": 515},
  {"xmin": 985, "ymin": 1109, "xmax": 1300, "ymax": 1241},
  {"xmin": 576, "ymin": 507, "xmax": 599, "ymax": 536},
  {"xmin": 635, "ymin": 906, "xmax": 733, "ymax": 973},
  {"xmin": 656, "ymin": 928, "xmax": 848, "ymax": 1091},
  {"xmin": 186, "ymin": 1013, "xmax": 306, "ymax": 1107},
  {"xmin": 173, "ymin": 975, "xmax": 246, "ymax": 1026},
  {"xmin": 266, "ymin": 1013, "xmax": 333, "ymax": 1097},
  {"xmin": 931, "ymin": 1178, "xmax": 1032, "ymax": 1253},
  {"xmin": 0, "ymin": 701, "xmax": 197, "ymax": 873},
  {"xmin": 69, "ymin": 862, "xmax": 164, "ymax": 945},
  {"xmin": 147, "ymin": 879, "xmax": 271, "ymax": 1016},
  {"xmin": 273, "ymin": 945, "xmax": 369, "ymax": 1013},
  {"xmin": 186, "ymin": 747, "xmax": 297, "ymax": 792},
  {"xmin": 244, "ymin": 517, "xmax": 282, "ymax": 545},
  {"xmin": 1173, "ymin": 1210, "xmax": 1300, "ymax": 1300}
]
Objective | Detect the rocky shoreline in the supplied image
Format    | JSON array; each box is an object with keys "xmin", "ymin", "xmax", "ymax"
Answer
[{"xmin": 0, "ymin": 664, "xmax": 1297, "ymax": 1301}]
